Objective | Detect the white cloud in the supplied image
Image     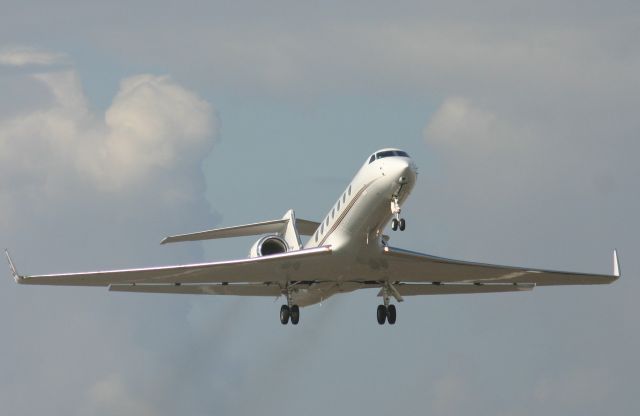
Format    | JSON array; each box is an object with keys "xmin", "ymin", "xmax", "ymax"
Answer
[
  {"xmin": 0, "ymin": 51, "xmax": 220, "ymax": 415},
  {"xmin": 424, "ymin": 97, "xmax": 520, "ymax": 149},
  {"xmin": 534, "ymin": 367, "xmax": 611, "ymax": 408},
  {"xmin": 0, "ymin": 68, "xmax": 216, "ymax": 212},
  {"xmin": 0, "ymin": 46, "xmax": 67, "ymax": 67},
  {"xmin": 86, "ymin": 374, "xmax": 157, "ymax": 416},
  {"xmin": 431, "ymin": 372, "xmax": 468, "ymax": 415}
]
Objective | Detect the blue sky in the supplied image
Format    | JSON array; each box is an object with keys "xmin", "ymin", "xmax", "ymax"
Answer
[{"xmin": 1, "ymin": 1, "xmax": 639, "ymax": 415}]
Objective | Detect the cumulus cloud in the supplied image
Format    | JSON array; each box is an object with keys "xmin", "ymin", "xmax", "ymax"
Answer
[
  {"xmin": 0, "ymin": 46, "xmax": 67, "ymax": 67},
  {"xmin": 0, "ymin": 67, "xmax": 216, "ymax": 231},
  {"xmin": 424, "ymin": 97, "xmax": 527, "ymax": 149}
]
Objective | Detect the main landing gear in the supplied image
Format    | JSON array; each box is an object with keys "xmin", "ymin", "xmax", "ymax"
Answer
[
  {"xmin": 280, "ymin": 286, "xmax": 300, "ymax": 325},
  {"xmin": 376, "ymin": 304, "xmax": 397, "ymax": 325},
  {"xmin": 377, "ymin": 283, "xmax": 400, "ymax": 325},
  {"xmin": 280, "ymin": 304, "xmax": 300, "ymax": 325},
  {"xmin": 390, "ymin": 196, "xmax": 406, "ymax": 231}
]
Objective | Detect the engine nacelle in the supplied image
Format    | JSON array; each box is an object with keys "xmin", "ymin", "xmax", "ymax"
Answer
[{"xmin": 249, "ymin": 235, "xmax": 289, "ymax": 258}]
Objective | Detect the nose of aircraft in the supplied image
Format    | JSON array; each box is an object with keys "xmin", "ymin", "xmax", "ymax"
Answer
[{"xmin": 389, "ymin": 158, "xmax": 417, "ymax": 184}]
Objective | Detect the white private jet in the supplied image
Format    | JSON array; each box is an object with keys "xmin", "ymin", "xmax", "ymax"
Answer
[{"xmin": 6, "ymin": 148, "xmax": 620, "ymax": 325}]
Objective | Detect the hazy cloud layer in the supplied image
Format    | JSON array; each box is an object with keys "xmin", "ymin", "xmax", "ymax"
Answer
[
  {"xmin": 0, "ymin": 2, "xmax": 639, "ymax": 415},
  {"xmin": 0, "ymin": 46, "xmax": 67, "ymax": 67}
]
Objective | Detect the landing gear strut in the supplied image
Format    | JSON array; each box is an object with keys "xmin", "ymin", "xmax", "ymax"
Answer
[{"xmin": 390, "ymin": 197, "xmax": 406, "ymax": 231}]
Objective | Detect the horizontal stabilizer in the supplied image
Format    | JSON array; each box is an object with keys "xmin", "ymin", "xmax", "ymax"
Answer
[
  {"xmin": 295, "ymin": 219, "xmax": 321, "ymax": 235},
  {"xmin": 377, "ymin": 283, "xmax": 534, "ymax": 296},
  {"xmin": 161, "ymin": 219, "xmax": 287, "ymax": 244},
  {"xmin": 161, "ymin": 218, "xmax": 320, "ymax": 244}
]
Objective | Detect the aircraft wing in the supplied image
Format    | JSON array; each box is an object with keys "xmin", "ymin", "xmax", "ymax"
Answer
[
  {"xmin": 381, "ymin": 247, "xmax": 620, "ymax": 285},
  {"xmin": 7, "ymin": 247, "xmax": 331, "ymax": 286}
]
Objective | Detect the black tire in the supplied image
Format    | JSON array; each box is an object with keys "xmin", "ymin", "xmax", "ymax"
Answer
[
  {"xmin": 387, "ymin": 304, "xmax": 397, "ymax": 324},
  {"xmin": 399, "ymin": 218, "xmax": 406, "ymax": 231},
  {"xmin": 391, "ymin": 218, "xmax": 398, "ymax": 231},
  {"xmin": 290, "ymin": 305, "xmax": 300, "ymax": 325},
  {"xmin": 280, "ymin": 305, "xmax": 290, "ymax": 325},
  {"xmin": 376, "ymin": 304, "xmax": 387, "ymax": 324}
]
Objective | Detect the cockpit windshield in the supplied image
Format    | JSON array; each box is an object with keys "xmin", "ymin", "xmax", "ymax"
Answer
[{"xmin": 368, "ymin": 150, "xmax": 410, "ymax": 163}]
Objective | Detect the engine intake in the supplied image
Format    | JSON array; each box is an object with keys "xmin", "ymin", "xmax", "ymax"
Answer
[{"xmin": 249, "ymin": 235, "xmax": 289, "ymax": 258}]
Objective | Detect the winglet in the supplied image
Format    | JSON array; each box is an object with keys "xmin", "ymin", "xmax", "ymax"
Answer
[
  {"xmin": 613, "ymin": 249, "xmax": 621, "ymax": 278},
  {"xmin": 4, "ymin": 249, "xmax": 23, "ymax": 283}
]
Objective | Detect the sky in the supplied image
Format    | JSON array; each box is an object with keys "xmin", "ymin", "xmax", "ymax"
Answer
[{"xmin": 0, "ymin": 1, "xmax": 639, "ymax": 415}]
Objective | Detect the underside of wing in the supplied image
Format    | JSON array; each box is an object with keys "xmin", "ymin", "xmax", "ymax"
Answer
[
  {"xmin": 109, "ymin": 280, "xmax": 367, "ymax": 307},
  {"xmin": 14, "ymin": 246, "xmax": 332, "ymax": 286},
  {"xmin": 381, "ymin": 247, "xmax": 619, "ymax": 286},
  {"xmin": 377, "ymin": 283, "xmax": 534, "ymax": 296}
]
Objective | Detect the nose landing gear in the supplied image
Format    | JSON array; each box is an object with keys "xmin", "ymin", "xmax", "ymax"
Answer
[
  {"xmin": 390, "ymin": 197, "xmax": 406, "ymax": 231},
  {"xmin": 391, "ymin": 218, "xmax": 405, "ymax": 231}
]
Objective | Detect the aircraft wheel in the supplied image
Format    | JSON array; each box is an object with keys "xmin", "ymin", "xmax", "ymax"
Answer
[
  {"xmin": 290, "ymin": 305, "xmax": 300, "ymax": 325},
  {"xmin": 280, "ymin": 305, "xmax": 290, "ymax": 325},
  {"xmin": 376, "ymin": 304, "xmax": 387, "ymax": 324},
  {"xmin": 391, "ymin": 218, "xmax": 399, "ymax": 231},
  {"xmin": 387, "ymin": 304, "xmax": 397, "ymax": 324},
  {"xmin": 399, "ymin": 218, "xmax": 406, "ymax": 231}
]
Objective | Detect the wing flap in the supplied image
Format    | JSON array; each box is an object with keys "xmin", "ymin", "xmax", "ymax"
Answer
[
  {"xmin": 109, "ymin": 283, "xmax": 282, "ymax": 296},
  {"xmin": 378, "ymin": 283, "xmax": 534, "ymax": 296},
  {"xmin": 382, "ymin": 247, "xmax": 619, "ymax": 285}
]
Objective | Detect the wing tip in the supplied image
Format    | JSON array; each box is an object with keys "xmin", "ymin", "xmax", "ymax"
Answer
[
  {"xmin": 4, "ymin": 249, "xmax": 23, "ymax": 283},
  {"xmin": 613, "ymin": 249, "xmax": 621, "ymax": 278}
]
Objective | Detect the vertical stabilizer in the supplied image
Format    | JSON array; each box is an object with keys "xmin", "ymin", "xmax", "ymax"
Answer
[{"xmin": 281, "ymin": 210, "xmax": 303, "ymax": 251}]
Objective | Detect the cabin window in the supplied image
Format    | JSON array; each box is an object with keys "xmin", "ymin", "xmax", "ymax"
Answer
[
  {"xmin": 326, "ymin": 217, "xmax": 329, "ymax": 226},
  {"xmin": 342, "ymin": 193, "xmax": 346, "ymax": 203},
  {"xmin": 315, "ymin": 231, "xmax": 318, "ymax": 242},
  {"xmin": 337, "ymin": 200, "xmax": 340, "ymax": 210},
  {"xmin": 321, "ymin": 223, "xmax": 324, "ymax": 234},
  {"xmin": 348, "ymin": 185, "xmax": 352, "ymax": 196},
  {"xmin": 332, "ymin": 208, "xmax": 335, "ymax": 218}
]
